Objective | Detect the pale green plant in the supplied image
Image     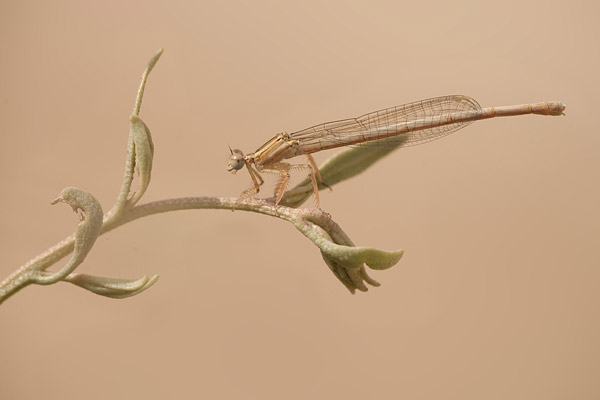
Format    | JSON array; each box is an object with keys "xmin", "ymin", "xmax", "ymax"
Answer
[{"xmin": 0, "ymin": 49, "xmax": 403, "ymax": 304}]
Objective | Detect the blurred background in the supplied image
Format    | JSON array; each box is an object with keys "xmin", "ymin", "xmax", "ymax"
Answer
[{"xmin": 1, "ymin": 1, "xmax": 597, "ymax": 399}]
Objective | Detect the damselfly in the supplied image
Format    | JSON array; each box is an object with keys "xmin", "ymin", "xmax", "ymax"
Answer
[{"xmin": 227, "ymin": 95, "xmax": 565, "ymax": 207}]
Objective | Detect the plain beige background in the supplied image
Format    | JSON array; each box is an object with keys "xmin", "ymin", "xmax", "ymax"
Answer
[{"xmin": 1, "ymin": 0, "xmax": 597, "ymax": 399}]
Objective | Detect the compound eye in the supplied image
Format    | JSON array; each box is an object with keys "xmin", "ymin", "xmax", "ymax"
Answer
[
  {"xmin": 227, "ymin": 149, "xmax": 245, "ymax": 172},
  {"xmin": 228, "ymin": 157, "xmax": 244, "ymax": 171}
]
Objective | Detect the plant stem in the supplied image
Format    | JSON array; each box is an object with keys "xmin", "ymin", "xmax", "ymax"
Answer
[{"xmin": 0, "ymin": 196, "xmax": 306, "ymax": 304}]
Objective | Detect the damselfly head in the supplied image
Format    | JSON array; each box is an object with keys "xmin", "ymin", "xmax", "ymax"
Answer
[{"xmin": 227, "ymin": 149, "xmax": 245, "ymax": 173}]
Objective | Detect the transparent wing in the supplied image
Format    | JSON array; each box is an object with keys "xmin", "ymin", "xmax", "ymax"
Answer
[{"xmin": 289, "ymin": 95, "xmax": 482, "ymax": 152}]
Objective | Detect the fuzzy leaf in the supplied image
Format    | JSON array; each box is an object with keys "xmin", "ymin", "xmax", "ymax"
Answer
[
  {"xmin": 128, "ymin": 114, "xmax": 154, "ymax": 205},
  {"xmin": 31, "ymin": 187, "xmax": 103, "ymax": 285},
  {"xmin": 65, "ymin": 273, "xmax": 159, "ymax": 299},
  {"xmin": 280, "ymin": 135, "xmax": 408, "ymax": 208}
]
